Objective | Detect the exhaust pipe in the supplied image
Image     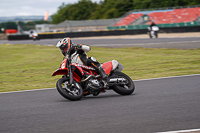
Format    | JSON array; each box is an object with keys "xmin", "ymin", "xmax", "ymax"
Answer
[{"xmin": 109, "ymin": 78, "xmax": 126, "ymax": 82}]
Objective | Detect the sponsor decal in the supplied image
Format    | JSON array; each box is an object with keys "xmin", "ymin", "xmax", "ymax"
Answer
[{"xmin": 72, "ymin": 63, "xmax": 95, "ymax": 70}]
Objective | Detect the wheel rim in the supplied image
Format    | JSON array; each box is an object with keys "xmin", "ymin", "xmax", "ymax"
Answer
[
  {"xmin": 112, "ymin": 76, "xmax": 131, "ymax": 90},
  {"xmin": 119, "ymin": 79, "xmax": 131, "ymax": 90},
  {"xmin": 122, "ymin": 84, "xmax": 130, "ymax": 90},
  {"xmin": 61, "ymin": 81, "xmax": 81, "ymax": 96}
]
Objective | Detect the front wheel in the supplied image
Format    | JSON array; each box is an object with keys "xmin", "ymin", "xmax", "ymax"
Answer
[
  {"xmin": 56, "ymin": 77, "xmax": 83, "ymax": 101},
  {"xmin": 109, "ymin": 72, "xmax": 135, "ymax": 95}
]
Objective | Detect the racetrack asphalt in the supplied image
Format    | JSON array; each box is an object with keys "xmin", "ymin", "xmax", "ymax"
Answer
[
  {"xmin": 1, "ymin": 74, "xmax": 200, "ymax": 133},
  {"xmin": 1, "ymin": 36, "xmax": 200, "ymax": 49}
]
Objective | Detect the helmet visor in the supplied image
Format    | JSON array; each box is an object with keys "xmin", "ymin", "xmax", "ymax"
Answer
[
  {"xmin": 59, "ymin": 45, "xmax": 66, "ymax": 51},
  {"xmin": 59, "ymin": 45, "xmax": 68, "ymax": 55}
]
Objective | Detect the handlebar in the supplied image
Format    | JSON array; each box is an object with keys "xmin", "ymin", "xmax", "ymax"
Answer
[{"xmin": 67, "ymin": 44, "xmax": 82, "ymax": 55}]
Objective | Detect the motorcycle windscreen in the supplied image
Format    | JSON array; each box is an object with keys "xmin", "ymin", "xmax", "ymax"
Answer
[{"xmin": 102, "ymin": 61, "xmax": 112, "ymax": 75}]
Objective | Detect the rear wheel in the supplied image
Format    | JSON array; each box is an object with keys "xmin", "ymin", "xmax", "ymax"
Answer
[
  {"xmin": 109, "ymin": 72, "xmax": 135, "ymax": 95},
  {"xmin": 155, "ymin": 31, "xmax": 158, "ymax": 38},
  {"xmin": 56, "ymin": 77, "xmax": 83, "ymax": 101}
]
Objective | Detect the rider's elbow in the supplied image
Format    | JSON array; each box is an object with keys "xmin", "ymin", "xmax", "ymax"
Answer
[{"xmin": 82, "ymin": 45, "xmax": 91, "ymax": 53}]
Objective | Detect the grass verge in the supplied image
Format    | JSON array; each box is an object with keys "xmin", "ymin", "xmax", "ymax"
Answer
[{"xmin": 0, "ymin": 44, "xmax": 200, "ymax": 92}]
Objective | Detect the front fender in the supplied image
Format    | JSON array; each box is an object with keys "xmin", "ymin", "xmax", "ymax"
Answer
[
  {"xmin": 52, "ymin": 68, "xmax": 68, "ymax": 76},
  {"xmin": 52, "ymin": 67, "xmax": 82, "ymax": 82}
]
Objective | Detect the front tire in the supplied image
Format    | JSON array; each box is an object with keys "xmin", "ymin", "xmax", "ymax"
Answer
[
  {"xmin": 109, "ymin": 72, "xmax": 135, "ymax": 95},
  {"xmin": 56, "ymin": 77, "xmax": 83, "ymax": 101}
]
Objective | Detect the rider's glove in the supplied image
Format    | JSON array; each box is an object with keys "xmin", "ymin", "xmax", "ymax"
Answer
[{"xmin": 75, "ymin": 44, "xmax": 82, "ymax": 49}]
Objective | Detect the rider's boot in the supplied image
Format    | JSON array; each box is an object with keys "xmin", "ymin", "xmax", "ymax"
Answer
[{"xmin": 98, "ymin": 66, "xmax": 108, "ymax": 88}]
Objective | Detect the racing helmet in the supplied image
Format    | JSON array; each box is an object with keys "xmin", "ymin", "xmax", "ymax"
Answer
[{"xmin": 56, "ymin": 37, "xmax": 72, "ymax": 56}]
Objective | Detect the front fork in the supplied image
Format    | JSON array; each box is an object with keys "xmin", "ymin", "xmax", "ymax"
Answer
[
  {"xmin": 68, "ymin": 65, "xmax": 73, "ymax": 85},
  {"xmin": 65, "ymin": 58, "xmax": 74, "ymax": 85}
]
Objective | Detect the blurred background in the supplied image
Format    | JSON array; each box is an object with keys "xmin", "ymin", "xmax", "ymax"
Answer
[{"xmin": 0, "ymin": 0, "xmax": 200, "ymax": 40}]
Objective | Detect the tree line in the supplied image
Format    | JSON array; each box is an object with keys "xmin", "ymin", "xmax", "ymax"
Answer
[
  {"xmin": 1, "ymin": 0, "xmax": 199, "ymax": 32},
  {"xmin": 51, "ymin": 0, "xmax": 200, "ymax": 24}
]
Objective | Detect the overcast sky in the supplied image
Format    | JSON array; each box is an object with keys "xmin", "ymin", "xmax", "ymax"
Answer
[{"xmin": 0, "ymin": 0, "xmax": 102, "ymax": 17}]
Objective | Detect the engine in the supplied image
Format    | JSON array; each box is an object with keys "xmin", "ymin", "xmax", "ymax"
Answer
[{"xmin": 86, "ymin": 79, "xmax": 100, "ymax": 90}]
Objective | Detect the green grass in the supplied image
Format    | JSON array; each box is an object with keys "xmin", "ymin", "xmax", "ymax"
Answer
[{"xmin": 0, "ymin": 44, "xmax": 200, "ymax": 92}]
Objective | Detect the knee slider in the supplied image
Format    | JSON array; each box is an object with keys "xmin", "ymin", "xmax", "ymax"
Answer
[{"xmin": 90, "ymin": 57, "xmax": 97, "ymax": 62}]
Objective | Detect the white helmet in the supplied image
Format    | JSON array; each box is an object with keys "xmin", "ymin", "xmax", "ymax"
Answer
[{"xmin": 56, "ymin": 37, "xmax": 72, "ymax": 55}]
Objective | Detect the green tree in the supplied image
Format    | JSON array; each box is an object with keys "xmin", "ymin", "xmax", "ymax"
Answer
[
  {"xmin": 90, "ymin": 0, "xmax": 133, "ymax": 19},
  {"xmin": 51, "ymin": 3, "xmax": 70, "ymax": 24},
  {"xmin": 51, "ymin": 0, "xmax": 98, "ymax": 24},
  {"xmin": 103, "ymin": 8, "xmax": 119, "ymax": 18}
]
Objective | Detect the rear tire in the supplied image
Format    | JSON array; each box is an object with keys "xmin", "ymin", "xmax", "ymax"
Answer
[
  {"xmin": 155, "ymin": 31, "xmax": 158, "ymax": 38},
  {"xmin": 56, "ymin": 77, "xmax": 83, "ymax": 101},
  {"xmin": 109, "ymin": 72, "xmax": 135, "ymax": 95}
]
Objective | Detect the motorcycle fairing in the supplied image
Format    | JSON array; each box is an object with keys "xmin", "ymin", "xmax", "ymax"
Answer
[
  {"xmin": 52, "ymin": 62, "xmax": 97, "ymax": 82},
  {"xmin": 102, "ymin": 61, "xmax": 113, "ymax": 75},
  {"xmin": 72, "ymin": 62, "xmax": 113, "ymax": 76},
  {"xmin": 52, "ymin": 60, "xmax": 113, "ymax": 82},
  {"xmin": 71, "ymin": 63, "xmax": 95, "ymax": 71}
]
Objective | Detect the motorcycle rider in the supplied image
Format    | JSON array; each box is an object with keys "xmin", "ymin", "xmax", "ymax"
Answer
[
  {"xmin": 150, "ymin": 21, "xmax": 155, "ymax": 27},
  {"xmin": 56, "ymin": 37, "xmax": 107, "ymax": 87},
  {"xmin": 148, "ymin": 21, "xmax": 159, "ymax": 38},
  {"xmin": 29, "ymin": 30, "xmax": 38, "ymax": 40},
  {"xmin": 150, "ymin": 21, "xmax": 156, "ymax": 30}
]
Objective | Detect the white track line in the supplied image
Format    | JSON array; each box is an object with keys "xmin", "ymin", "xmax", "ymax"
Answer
[
  {"xmin": 0, "ymin": 74, "xmax": 200, "ymax": 94},
  {"xmin": 156, "ymin": 128, "xmax": 200, "ymax": 133},
  {"xmin": 134, "ymin": 74, "xmax": 200, "ymax": 82},
  {"xmin": 0, "ymin": 88, "xmax": 55, "ymax": 94}
]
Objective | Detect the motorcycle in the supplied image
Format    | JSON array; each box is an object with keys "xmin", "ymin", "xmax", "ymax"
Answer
[
  {"xmin": 52, "ymin": 45, "xmax": 135, "ymax": 101},
  {"xmin": 148, "ymin": 26, "xmax": 159, "ymax": 38},
  {"xmin": 29, "ymin": 30, "xmax": 39, "ymax": 41}
]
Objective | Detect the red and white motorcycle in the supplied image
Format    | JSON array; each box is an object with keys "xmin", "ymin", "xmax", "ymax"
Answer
[{"xmin": 52, "ymin": 45, "xmax": 135, "ymax": 101}]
